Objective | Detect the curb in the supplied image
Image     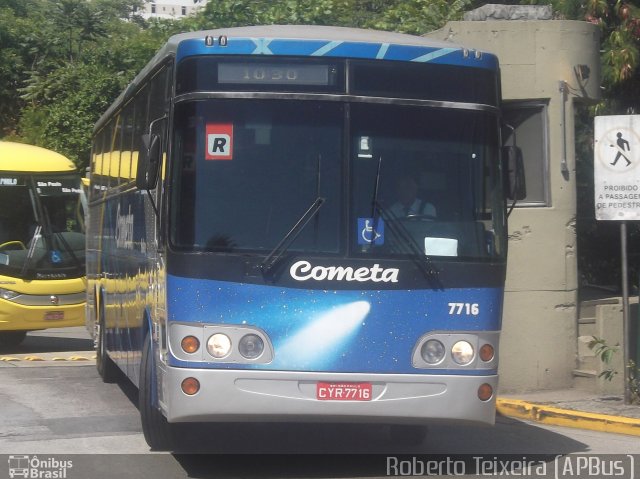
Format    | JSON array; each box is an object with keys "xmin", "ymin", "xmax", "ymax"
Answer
[
  {"xmin": 0, "ymin": 354, "xmax": 96, "ymax": 362},
  {"xmin": 496, "ymin": 398, "xmax": 640, "ymax": 437}
]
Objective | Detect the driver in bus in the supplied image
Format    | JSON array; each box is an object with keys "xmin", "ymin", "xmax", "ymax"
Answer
[{"xmin": 389, "ymin": 175, "xmax": 436, "ymax": 219}]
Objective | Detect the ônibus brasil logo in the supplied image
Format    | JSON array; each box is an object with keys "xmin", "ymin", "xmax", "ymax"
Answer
[{"xmin": 8, "ymin": 455, "xmax": 73, "ymax": 479}]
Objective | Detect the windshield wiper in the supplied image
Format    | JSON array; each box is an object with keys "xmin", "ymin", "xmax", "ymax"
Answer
[
  {"xmin": 368, "ymin": 156, "xmax": 383, "ymax": 247},
  {"xmin": 19, "ymin": 225, "xmax": 42, "ymax": 277},
  {"xmin": 260, "ymin": 197, "xmax": 325, "ymax": 278},
  {"xmin": 19, "ymin": 184, "xmax": 43, "ymax": 277},
  {"xmin": 366, "ymin": 156, "xmax": 439, "ymax": 282},
  {"xmin": 374, "ymin": 201, "xmax": 441, "ymax": 285}
]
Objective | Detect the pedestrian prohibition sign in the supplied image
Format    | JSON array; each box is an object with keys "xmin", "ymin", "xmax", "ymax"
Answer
[{"xmin": 594, "ymin": 115, "xmax": 640, "ymax": 220}]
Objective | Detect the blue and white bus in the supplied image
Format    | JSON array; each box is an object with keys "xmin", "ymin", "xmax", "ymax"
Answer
[{"xmin": 87, "ymin": 25, "xmax": 520, "ymax": 450}]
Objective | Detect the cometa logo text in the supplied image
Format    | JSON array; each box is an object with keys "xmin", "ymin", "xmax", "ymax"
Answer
[{"xmin": 290, "ymin": 260, "xmax": 399, "ymax": 283}]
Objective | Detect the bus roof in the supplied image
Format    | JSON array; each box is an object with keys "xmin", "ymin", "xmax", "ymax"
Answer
[
  {"xmin": 168, "ymin": 25, "xmax": 460, "ymax": 50},
  {"xmin": 96, "ymin": 25, "xmax": 497, "ymax": 133},
  {"xmin": 0, "ymin": 141, "xmax": 76, "ymax": 173}
]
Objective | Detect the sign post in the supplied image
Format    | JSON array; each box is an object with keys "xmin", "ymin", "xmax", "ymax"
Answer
[{"xmin": 594, "ymin": 114, "xmax": 640, "ymax": 405}]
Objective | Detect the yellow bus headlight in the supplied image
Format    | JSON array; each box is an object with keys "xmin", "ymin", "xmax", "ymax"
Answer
[{"xmin": 0, "ymin": 288, "xmax": 19, "ymax": 301}]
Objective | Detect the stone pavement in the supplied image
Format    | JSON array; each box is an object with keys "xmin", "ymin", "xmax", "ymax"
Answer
[{"xmin": 497, "ymin": 388, "xmax": 640, "ymax": 436}]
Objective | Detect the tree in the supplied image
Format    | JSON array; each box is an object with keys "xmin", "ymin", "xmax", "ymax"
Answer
[
  {"xmin": 196, "ymin": 0, "xmax": 474, "ymax": 34},
  {"xmin": 0, "ymin": 1, "xmax": 59, "ymax": 135},
  {"xmin": 52, "ymin": 0, "xmax": 109, "ymax": 62},
  {"xmin": 0, "ymin": 0, "xmax": 161, "ymax": 167}
]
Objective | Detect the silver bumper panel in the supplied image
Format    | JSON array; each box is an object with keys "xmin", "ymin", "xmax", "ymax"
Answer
[{"xmin": 162, "ymin": 367, "xmax": 497, "ymax": 425}]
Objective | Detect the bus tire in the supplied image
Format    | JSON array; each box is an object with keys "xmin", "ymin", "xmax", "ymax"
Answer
[
  {"xmin": 0, "ymin": 331, "xmax": 27, "ymax": 347},
  {"xmin": 96, "ymin": 313, "xmax": 118, "ymax": 383},
  {"xmin": 140, "ymin": 332, "xmax": 176, "ymax": 451}
]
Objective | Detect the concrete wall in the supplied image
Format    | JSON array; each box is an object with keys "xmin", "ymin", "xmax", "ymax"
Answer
[
  {"xmin": 576, "ymin": 298, "xmax": 634, "ymax": 394},
  {"xmin": 425, "ymin": 18, "xmax": 601, "ymax": 392}
]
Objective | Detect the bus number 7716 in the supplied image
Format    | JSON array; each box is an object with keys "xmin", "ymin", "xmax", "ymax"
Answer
[{"xmin": 448, "ymin": 303, "xmax": 480, "ymax": 316}]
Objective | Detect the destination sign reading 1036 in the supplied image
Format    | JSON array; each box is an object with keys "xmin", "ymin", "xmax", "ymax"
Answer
[{"xmin": 218, "ymin": 63, "xmax": 333, "ymax": 86}]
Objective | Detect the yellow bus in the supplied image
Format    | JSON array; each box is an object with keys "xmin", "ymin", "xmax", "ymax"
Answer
[{"xmin": 0, "ymin": 142, "xmax": 86, "ymax": 347}]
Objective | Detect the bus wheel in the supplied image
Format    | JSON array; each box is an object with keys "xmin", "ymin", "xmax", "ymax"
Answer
[
  {"xmin": 0, "ymin": 331, "xmax": 27, "ymax": 347},
  {"xmin": 140, "ymin": 332, "xmax": 176, "ymax": 451},
  {"xmin": 96, "ymin": 315, "xmax": 118, "ymax": 383}
]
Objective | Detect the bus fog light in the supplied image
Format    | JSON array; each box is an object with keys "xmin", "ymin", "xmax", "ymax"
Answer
[
  {"xmin": 420, "ymin": 339, "xmax": 445, "ymax": 364},
  {"xmin": 479, "ymin": 343, "xmax": 494, "ymax": 362},
  {"xmin": 238, "ymin": 334, "xmax": 264, "ymax": 359},
  {"xmin": 451, "ymin": 340, "xmax": 474, "ymax": 365},
  {"xmin": 181, "ymin": 335, "xmax": 200, "ymax": 354},
  {"xmin": 207, "ymin": 333, "xmax": 232, "ymax": 358},
  {"xmin": 478, "ymin": 383, "xmax": 493, "ymax": 401},
  {"xmin": 181, "ymin": 377, "xmax": 200, "ymax": 395}
]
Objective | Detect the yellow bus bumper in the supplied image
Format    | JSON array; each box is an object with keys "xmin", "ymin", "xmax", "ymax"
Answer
[
  {"xmin": 0, "ymin": 301, "xmax": 85, "ymax": 331},
  {"xmin": 0, "ymin": 277, "xmax": 86, "ymax": 332}
]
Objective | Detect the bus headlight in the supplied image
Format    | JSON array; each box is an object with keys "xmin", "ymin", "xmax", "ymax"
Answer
[
  {"xmin": 420, "ymin": 339, "xmax": 445, "ymax": 365},
  {"xmin": 238, "ymin": 334, "xmax": 264, "ymax": 359},
  {"xmin": 170, "ymin": 323, "xmax": 274, "ymax": 364},
  {"xmin": 207, "ymin": 333, "xmax": 232, "ymax": 358},
  {"xmin": 451, "ymin": 340, "xmax": 474, "ymax": 365},
  {"xmin": 413, "ymin": 332, "xmax": 498, "ymax": 369},
  {"xmin": 0, "ymin": 288, "xmax": 19, "ymax": 301}
]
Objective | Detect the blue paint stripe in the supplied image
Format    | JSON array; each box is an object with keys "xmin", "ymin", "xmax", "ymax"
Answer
[
  {"xmin": 412, "ymin": 47, "xmax": 458, "ymax": 63},
  {"xmin": 269, "ymin": 39, "xmax": 331, "ymax": 56},
  {"xmin": 311, "ymin": 40, "xmax": 343, "ymax": 56},
  {"xmin": 251, "ymin": 38, "xmax": 273, "ymax": 54},
  {"xmin": 376, "ymin": 43, "xmax": 390, "ymax": 59},
  {"xmin": 175, "ymin": 38, "xmax": 498, "ymax": 71}
]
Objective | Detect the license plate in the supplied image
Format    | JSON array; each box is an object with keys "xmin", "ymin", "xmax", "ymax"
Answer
[
  {"xmin": 44, "ymin": 311, "xmax": 64, "ymax": 321},
  {"xmin": 317, "ymin": 382, "xmax": 372, "ymax": 401}
]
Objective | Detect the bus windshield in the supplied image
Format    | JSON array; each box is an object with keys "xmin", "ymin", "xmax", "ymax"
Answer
[
  {"xmin": 171, "ymin": 100, "xmax": 343, "ymax": 254},
  {"xmin": 0, "ymin": 173, "xmax": 85, "ymax": 279},
  {"xmin": 351, "ymin": 103, "xmax": 505, "ymax": 260},
  {"xmin": 171, "ymin": 99, "xmax": 505, "ymax": 260}
]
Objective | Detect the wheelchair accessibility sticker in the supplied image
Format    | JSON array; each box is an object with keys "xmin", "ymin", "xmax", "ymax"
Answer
[
  {"xmin": 358, "ymin": 218, "xmax": 384, "ymax": 245},
  {"xmin": 50, "ymin": 250, "xmax": 62, "ymax": 264}
]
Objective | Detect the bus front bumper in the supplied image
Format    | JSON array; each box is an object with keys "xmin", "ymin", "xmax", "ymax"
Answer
[
  {"xmin": 0, "ymin": 299, "xmax": 85, "ymax": 331},
  {"xmin": 162, "ymin": 366, "xmax": 498, "ymax": 426}
]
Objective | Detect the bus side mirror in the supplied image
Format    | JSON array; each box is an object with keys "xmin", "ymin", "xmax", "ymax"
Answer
[
  {"xmin": 502, "ymin": 145, "xmax": 526, "ymax": 201},
  {"xmin": 136, "ymin": 134, "xmax": 161, "ymax": 190}
]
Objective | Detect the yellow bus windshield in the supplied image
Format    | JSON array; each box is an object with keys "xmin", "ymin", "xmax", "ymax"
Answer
[{"xmin": 0, "ymin": 169, "xmax": 85, "ymax": 280}]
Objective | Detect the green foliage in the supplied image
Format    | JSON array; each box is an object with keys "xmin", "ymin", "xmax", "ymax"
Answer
[
  {"xmin": 589, "ymin": 337, "xmax": 640, "ymax": 403},
  {"xmin": 0, "ymin": 1, "xmax": 57, "ymax": 135},
  {"xmin": 367, "ymin": 0, "xmax": 474, "ymax": 34},
  {"xmin": 196, "ymin": 0, "xmax": 472, "ymax": 34},
  {"xmin": 629, "ymin": 360, "xmax": 640, "ymax": 403},
  {"xmin": 588, "ymin": 336, "xmax": 619, "ymax": 381},
  {"xmin": 0, "ymin": 0, "xmax": 163, "ymax": 167},
  {"xmin": 21, "ymin": 62, "xmax": 130, "ymax": 165}
]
